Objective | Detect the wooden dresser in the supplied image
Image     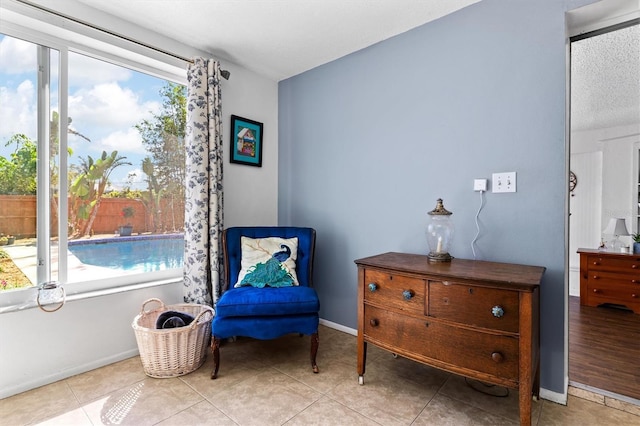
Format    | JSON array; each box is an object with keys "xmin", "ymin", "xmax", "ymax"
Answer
[
  {"xmin": 577, "ymin": 249, "xmax": 640, "ymax": 314},
  {"xmin": 355, "ymin": 252, "xmax": 545, "ymax": 426}
]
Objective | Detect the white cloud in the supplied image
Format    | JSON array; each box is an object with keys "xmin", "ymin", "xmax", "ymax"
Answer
[
  {"xmin": 127, "ymin": 168, "xmax": 144, "ymax": 183},
  {"xmin": 0, "ymin": 79, "xmax": 37, "ymax": 141},
  {"xmin": 0, "ymin": 36, "xmax": 36, "ymax": 74},
  {"xmin": 69, "ymin": 82, "xmax": 160, "ymax": 131},
  {"xmin": 125, "ymin": 168, "xmax": 147, "ymax": 188},
  {"xmin": 98, "ymin": 127, "xmax": 148, "ymax": 154}
]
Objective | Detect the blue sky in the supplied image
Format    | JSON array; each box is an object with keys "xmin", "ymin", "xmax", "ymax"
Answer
[{"xmin": 0, "ymin": 33, "xmax": 174, "ymax": 190}]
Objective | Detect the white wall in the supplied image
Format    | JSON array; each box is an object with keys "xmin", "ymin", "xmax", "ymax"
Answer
[
  {"xmin": 222, "ymin": 62, "xmax": 279, "ymax": 227},
  {"xmin": 571, "ymin": 125, "xmax": 640, "ymax": 231},
  {"xmin": 0, "ymin": 283, "xmax": 181, "ymax": 398},
  {"xmin": 568, "ymin": 151, "xmax": 602, "ymax": 296}
]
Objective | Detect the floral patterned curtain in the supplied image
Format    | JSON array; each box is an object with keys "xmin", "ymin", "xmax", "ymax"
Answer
[{"xmin": 183, "ymin": 58, "xmax": 224, "ymax": 305}]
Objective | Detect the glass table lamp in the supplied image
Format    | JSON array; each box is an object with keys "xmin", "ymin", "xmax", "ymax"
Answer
[
  {"xmin": 603, "ymin": 218, "xmax": 629, "ymax": 251},
  {"xmin": 426, "ymin": 198, "xmax": 453, "ymax": 262}
]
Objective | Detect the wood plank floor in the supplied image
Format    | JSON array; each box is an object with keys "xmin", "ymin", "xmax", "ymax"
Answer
[{"xmin": 569, "ymin": 296, "xmax": 640, "ymax": 401}]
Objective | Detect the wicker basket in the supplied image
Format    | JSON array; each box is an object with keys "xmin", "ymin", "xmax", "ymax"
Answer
[{"xmin": 132, "ymin": 298, "xmax": 214, "ymax": 378}]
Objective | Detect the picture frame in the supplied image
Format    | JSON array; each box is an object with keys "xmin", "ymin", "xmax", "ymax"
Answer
[{"xmin": 230, "ymin": 115, "xmax": 263, "ymax": 167}]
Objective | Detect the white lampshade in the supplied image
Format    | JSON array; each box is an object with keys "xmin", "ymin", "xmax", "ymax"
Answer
[{"xmin": 603, "ymin": 218, "xmax": 629, "ymax": 236}]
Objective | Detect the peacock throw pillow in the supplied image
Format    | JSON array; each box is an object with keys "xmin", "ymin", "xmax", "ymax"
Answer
[{"xmin": 234, "ymin": 236, "xmax": 299, "ymax": 288}]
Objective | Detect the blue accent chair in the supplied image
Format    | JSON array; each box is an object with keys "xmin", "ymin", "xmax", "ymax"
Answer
[{"xmin": 211, "ymin": 226, "xmax": 320, "ymax": 379}]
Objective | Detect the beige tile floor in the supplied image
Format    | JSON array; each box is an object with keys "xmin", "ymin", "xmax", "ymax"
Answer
[{"xmin": 1, "ymin": 325, "xmax": 639, "ymax": 426}]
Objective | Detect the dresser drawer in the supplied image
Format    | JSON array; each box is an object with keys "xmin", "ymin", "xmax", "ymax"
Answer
[
  {"xmin": 428, "ymin": 281, "xmax": 519, "ymax": 333},
  {"xmin": 364, "ymin": 305, "xmax": 518, "ymax": 381},
  {"xmin": 587, "ymin": 269, "xmax": 640, "ymax": 284},
  {"xmin": 587, "ymin": 256, "xmax": 640, "ymax": 273},
  {"xmin": 587, "ymin": 281, "xmax": 640, "ymax": 304},
  {"xmin": 364, "ymin": 269, "xmax": 425, "ymax": 314}
]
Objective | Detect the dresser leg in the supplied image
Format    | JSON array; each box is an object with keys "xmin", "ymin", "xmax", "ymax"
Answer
[
  {"xmin": 533, "ymin": 357, "xmax": 541, "ymax": 400},
  {"xmin": 357, "ymin": 340, "xmax": 367, "ymax": 384},
  {"xmin": 519, "ymin": 382, "xmax": 532, "ymax": 426}
]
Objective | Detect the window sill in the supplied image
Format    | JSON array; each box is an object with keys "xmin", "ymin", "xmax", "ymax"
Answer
[{"xmin": 0, "ymin": 277, "xmax": 182, "ymax": 314}]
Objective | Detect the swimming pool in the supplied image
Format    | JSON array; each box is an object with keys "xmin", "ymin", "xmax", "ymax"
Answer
[{"xmin": 68, "ymin": 234, "xmax": 184, "ymax": 273}]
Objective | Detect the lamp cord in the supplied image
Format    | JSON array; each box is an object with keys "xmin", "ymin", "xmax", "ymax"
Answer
[
  {"xmin": 471, "ymin": 190, "xmax": 485, "ymax": 259},
  {"xmin": 465, "ymin": 377, "xmax": 509, "ymax": 397}
]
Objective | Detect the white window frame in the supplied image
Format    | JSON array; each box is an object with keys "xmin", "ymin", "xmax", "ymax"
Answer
[{"xmin": 0, "ymin": 1, "xmax": 190, "ymax": 311}]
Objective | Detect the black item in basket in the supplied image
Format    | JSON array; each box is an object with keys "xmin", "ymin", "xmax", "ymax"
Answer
[{"xmin": 156, "ymin": 310, "xmax": 195, "ymax": 329}]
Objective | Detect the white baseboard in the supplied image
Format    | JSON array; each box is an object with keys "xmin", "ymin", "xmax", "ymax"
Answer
[
  {"xmin": 539, "ymin": 387, "xmax": 568, "ymax": 405},
  {"xmin": 319, "ymin": 318, "xmax": 356, "ymax": 336},
  {"xmin": 0, "ymin": 349, "xmax": 139, "ymax": 400}
]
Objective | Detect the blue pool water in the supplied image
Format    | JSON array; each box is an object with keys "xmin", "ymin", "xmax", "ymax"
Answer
[{"xmin": 68, "ymin": 234, "xmax": 184, "ymax": 273}]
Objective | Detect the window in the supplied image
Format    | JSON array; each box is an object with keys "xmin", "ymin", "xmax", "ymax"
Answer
[{"xmin": 0, "ymin": 16, "xmax": 188, "ymax": 302}]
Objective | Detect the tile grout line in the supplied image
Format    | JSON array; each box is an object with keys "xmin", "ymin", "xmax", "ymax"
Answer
[
  {"xmin": 63, "ymin": 379, "xmax": 96, "ymax": 426},
  {"xmin": 177, "ymin": 370, "xmax": 249, "ymax": 424}
]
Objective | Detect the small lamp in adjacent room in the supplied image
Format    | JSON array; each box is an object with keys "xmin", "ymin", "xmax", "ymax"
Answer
[
  {"xmin": 426, "ymin": 198, "xmax": 454, "ymax": 262},
  {"xmin": 603, "ymin": 217, "xmax": 629, "ymax": 251}
]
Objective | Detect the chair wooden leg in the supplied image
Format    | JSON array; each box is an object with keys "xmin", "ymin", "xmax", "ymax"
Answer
[
  {"xmin": 310, "ymin": 332, "xmax": 319, "ymax": 373},
  {"xmin": 211, "ymin": 336, "xmax": 221, "ymax": 379}
]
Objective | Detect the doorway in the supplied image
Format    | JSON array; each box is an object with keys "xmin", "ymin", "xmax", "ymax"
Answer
[{"xmin": 568, "ymin": 10, "xmax": 640, "ymax": 403}]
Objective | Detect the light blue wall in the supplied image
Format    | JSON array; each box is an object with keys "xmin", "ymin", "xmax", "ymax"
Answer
[{"xmin": 279, "ymin": 0, "xmax": 583, "ymax": 395}]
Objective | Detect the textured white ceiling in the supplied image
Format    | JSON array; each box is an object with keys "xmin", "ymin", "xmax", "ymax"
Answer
[{"xmin": 571, "ymin": 23, "xmax": 640, "ymax": 132}]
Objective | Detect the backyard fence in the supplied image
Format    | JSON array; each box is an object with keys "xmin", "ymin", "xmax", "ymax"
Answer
[{"xmin": 0, "ymin": 195, "xmax": 184, "ymax": 238}]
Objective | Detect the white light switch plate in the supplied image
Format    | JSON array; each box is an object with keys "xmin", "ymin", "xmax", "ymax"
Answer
[{"xmin": 492, "ymin": 172, "xmax": 516, "ymax": 193}]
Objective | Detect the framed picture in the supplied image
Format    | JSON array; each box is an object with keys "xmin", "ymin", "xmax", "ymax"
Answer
[{"xmin": 230, "ymin": 115, "xmax": 263, "ymax": 167}]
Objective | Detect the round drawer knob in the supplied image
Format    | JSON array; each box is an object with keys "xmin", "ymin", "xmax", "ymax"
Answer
[
  {"xmin": 632, "ymin": 294, "xmax": 638, "ymax": 299},
  {"xmin": 593, "ymin": 289, "xmax": 600, "ymax": 293},
  {"xmin": 491, "ymin": 306, "xmax": 504, "ymax": 318},
  {"xmin": 402, "ymin": 290, "xmax": 413, "ymax": 300},
  {"xmin": 592, "ymin": 275, "xmax": 599, "ymax": 280},
  {"xmin": 491, "ymin": 352, "xmax": 504, "ymax": 363},
  {"xmin": 369, "ymin": 318, "xmax": 379, "ymax": 327},
  {"xmin": 632, "ymin": 265, "xmax": 638, "ymax": 269},
  {"xmin": 368, "ymin": 283, "xmax": 378, "ymax": 292}
]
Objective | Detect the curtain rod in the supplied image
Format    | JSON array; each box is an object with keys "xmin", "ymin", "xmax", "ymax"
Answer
[{"xmin": 15, "ymin": 0, "xmax": 231, "ymax": 79}]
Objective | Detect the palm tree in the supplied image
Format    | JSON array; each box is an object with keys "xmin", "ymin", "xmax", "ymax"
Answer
[{"xmin": 69, "ymin": 150, "xmax": 131, "ymax": 237}]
